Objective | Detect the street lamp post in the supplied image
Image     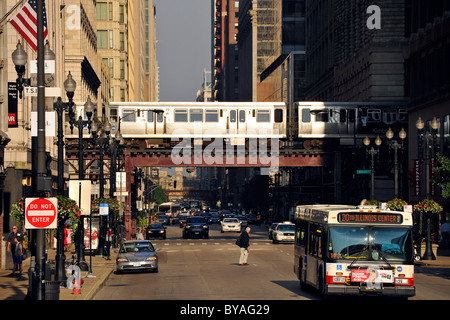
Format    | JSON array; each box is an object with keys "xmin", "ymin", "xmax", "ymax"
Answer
[
  {"xmin": 363, "ymin": 136, "xmax": 382, "ymax": 200},
  {"xmin": 91, "ymin": 120, "xmax": 112, "ymax": 256},
  {"xmin": 416, "ymin": 116, "xmax": 439, "ymax": 260},
  {"xmin": 386, "ymin": 127, "xmax": 407, "ymax": 198},
  {"xmin": 67, "ymin": 97, "xmax": 94, "ymax": 270},
  {"xmin": 53, "ymin": 72, "xmax": 76, "ymax": 284}
]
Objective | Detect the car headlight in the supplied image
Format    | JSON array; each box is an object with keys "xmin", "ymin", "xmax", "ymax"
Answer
[
  {"xmin": 146, "ymin": 257, "xmax": 157, "ymax": 261},
  {"xmin": 186, "ymin": 225, "xmax": 191, "ymax": 228},
  {"xmin": 203, "ymin": 225, "xmax": 208, "ymax": 228},
  {"xmin": 117, "ymin": 258, "xmax": 128, "ymax": 262}
]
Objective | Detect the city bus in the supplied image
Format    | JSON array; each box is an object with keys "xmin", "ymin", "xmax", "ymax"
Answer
[
  {"xmin": 158, "ymin": 202, "xmax": 181, "ymax": 217},
  {"xmin": 294, "ymin": 204, "xmax": 415, "ymax": 298}
]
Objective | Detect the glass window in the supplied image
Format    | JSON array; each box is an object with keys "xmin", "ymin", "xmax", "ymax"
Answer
[
  {"xmin": 239, "ymin": 110, "xmax": 245, "ymax": 122},
  {"xmin": 302, "ymin": 108, "xmax": 310, "ymax": 123},
  {"xmin": 190, "ymin": 109, "xmax": 203, "ymax": 122},
  {"xmin": 275, "ymin": 109, "xmax": 283, "ymax": 123},
  {"xmin": 230, "ymin": 110, "xmax": 237, "ymax": 123},
  {"xmin": 97, "ymin": 3, "xmax": 108, "ymax": 20},
  {"xmin": 257, "ymin": 109, "xmax": 270, "ymax": 122},
  {"xmin": 175, "ymin": 109, "xmax": 188, "ymax": 122},
  {"xmin": 205, "ymin": 110, "xmax": 219, "ymax": 122},
  {"xmin": 122, "ymin": 110, "xmax": 135, "ymax": 122},
  {"xmin": 97, "ymin": 30, "xmax": 108, "ymax": 48},
  {"xmin": 147, "ymin": 111, "xmax": 154, "ymax": 122},
  {"xmin": 328, "ymin": 226, "xmax": 412, "ymax": 262}
]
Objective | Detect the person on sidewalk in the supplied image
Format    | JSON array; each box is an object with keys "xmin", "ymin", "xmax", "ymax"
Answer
[
  {"xmin": 238, "ymin": 227, "xmax": 251, "ymax": 266},
  {"xmin": 12, "ymin": 235, "xmax": 23, "ymax": 275},
  {"xmin": 105, "ymin": 228, "xmax": 113, "ymax": 260},
  {"xmin": 6, "ymin": 226, "xmax": 24, "ymax": 271}
]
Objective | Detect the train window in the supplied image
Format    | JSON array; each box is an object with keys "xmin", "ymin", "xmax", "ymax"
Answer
[
  {"xmin": 302, "ymin": 109, "xmax": 310, "ymax": 123},
  {"xmin": 123, "ymin": 110, "xmax": 136, "ymax": 122},
  {"xmin": 275, "ymin": 109, "xmax": 283, "ymax": 123},
  {"xmin": 256, "ymin": 109, "xmax": 270, "ymax": 122},
  {"xmin": 348, "ymin": 109, "xmax": 355, "ymax": 122},
  {"xmin": 190, "ymin": 109, "xmax": 203, "ymax": 122},
  {"xmin": 157, "ymin": 113, "xmax": 163, "ymax": 123},
  {"xmin": 239, "ymin": 110, "xmax": 245, "ymax": 122},
  {"xmin": 205, "ymin": 109, "xmax": 219, "ymax": 122},
  {"xmin": 339, "ymin": 109, "xmax": 346, "ymax": 123},
  {"xmin": 315, "ymin": 111, "xmax": 328, "ymax": 122},
  {"xmin": 147, "ymin": 111, "xmax": 154, "ymax": 122},
  {"xmin": 109, "ymin": 108, "xmax": 118, "ymax": 122},
  {"xmin": 174, "ymin": 109, "xmax": 188, "ymax": 122},
  {"xmin": 230, "ymin": 110, "xmax": 237, "ymax": 122}
]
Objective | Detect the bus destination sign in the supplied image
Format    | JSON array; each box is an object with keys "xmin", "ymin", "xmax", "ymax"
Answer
[{"xmin": 338, "ymin": 212, "xmax": 403, "ymax": 224}]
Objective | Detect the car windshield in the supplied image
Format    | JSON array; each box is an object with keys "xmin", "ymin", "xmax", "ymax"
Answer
[
  {"xmin": 328, "ymin": 227, "xmax": 412, "ymax": 262},
  {"xmin": 224, "ymin": 218, "xmax": 238, "ymax": 223},
  {"xmin": 187, "ymin": 217, "xmax": 206, "ymax": 223},
  {"xmin": 120, "ymin": 242, "xmax": 155, "ymax": 253},
  {"xmin": 149, "ymin": 223, "xmax": 163, "ymax": 229},
  {"xmin": 277, "ymin": 224, "xmax": 294, "ymax": 231}
]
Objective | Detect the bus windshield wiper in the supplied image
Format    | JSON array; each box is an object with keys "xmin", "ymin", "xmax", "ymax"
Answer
[
  {"xmin": 348, "ymin": 243, "xmax": 370, "ymax": 269},
  {"xmin": 372, "ymin": 246, "xmax": 393, "ymax": 270}
]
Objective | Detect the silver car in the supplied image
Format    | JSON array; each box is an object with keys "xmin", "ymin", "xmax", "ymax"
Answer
[{"xmin": 116, "ymin": 240, "xmax": 159, "ymax": 273}]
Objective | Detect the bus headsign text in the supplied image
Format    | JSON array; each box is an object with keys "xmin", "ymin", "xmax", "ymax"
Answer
[{"xmin": 338, "ymin": 213, "xmax": 402, "ymax": 224}]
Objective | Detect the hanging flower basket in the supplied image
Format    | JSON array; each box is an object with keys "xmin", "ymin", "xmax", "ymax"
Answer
[
  {"xmin": 414, "ymin": 199, "xmax": 443, "ymax": 215},
  {"xmin": 386, "ymin": 198, "xmax": 408, "ymax": 211},
  {"xmin": 10, "ymin": 195, "xmax": 82, "ymax": 231},
  {"xmin": 91, "ymin": 198, "xmax": 122, "ymax": 212}
]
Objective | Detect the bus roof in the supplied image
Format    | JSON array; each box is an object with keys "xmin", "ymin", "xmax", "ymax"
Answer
[{"xmin": 295, "ymin": 204, "xmax": 412, "ymax": 226}]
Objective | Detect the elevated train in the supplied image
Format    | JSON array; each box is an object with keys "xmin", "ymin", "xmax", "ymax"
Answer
[{"xmin": 65, "ymin": 101, "xmax": 407, "ymax": 148}]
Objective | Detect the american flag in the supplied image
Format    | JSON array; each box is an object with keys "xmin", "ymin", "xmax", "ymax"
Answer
[{"xmin": 10, "ymin": 0, "xmax": 49, "ymax": 52}]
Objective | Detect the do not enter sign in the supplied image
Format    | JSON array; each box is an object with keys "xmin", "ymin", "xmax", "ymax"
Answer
[{"xmin": 25, "ymin": 198, "xmax": 58, "ymax": 229}]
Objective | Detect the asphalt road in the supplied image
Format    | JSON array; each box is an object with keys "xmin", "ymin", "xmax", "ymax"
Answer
[{"xmin": 93, "ymin": 222, "xmax": 450, "ymax": 301}]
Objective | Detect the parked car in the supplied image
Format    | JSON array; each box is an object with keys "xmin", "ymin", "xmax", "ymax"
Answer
[
  {"xmin": 272, "ymin": 222, "xmax": 295, "ymax": 244},
  {"xmin": 221, "ymin": 218, "xmax": 241, "ymax": 233},
  {"xmin": 268, "ymin": 223, "xmax": 280, "ymax": 240},
  {"xmin": 116, "ymin": 240, "xmax": 159, "ymax": 273},
  {"xmin": 145, "ymin": 223, "xmax": 166, "ymax": 240},
  {"xmin": 183, "ymin": 216, "xmax": 209, "ymax": 239}
]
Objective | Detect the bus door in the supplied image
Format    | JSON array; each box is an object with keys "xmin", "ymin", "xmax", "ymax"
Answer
[
  {"xmin": 228, "ymin": 109, "xmax": 246, "ymax": 144},
  {"xmin": 146, "ymin": 110, "xmax": 164, "ymax": 135}
]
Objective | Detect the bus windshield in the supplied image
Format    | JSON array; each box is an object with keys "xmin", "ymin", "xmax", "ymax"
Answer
[{"xmin": 328, "ymin": 226, "xmax": 412, "ymax": 262}]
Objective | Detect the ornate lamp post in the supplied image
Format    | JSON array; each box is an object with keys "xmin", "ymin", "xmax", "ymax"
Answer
[
  {"xmin": 386, "ymin": 127, "xmax": 407, "ymax": 198},
  {"xmin": 91, "ymin": 120, "xmax": 112, "ymax": 256},
  {"xmin": 53, "ymin": 72, "xmax": 76, "ymax": 283},
  {"xmin": 67, "ymin": 97, "xmax": 94, "ymax": 270},
  {"xmin": 416, "ymin": 116, "xmax": 439, "ymax": 260},
  {"xmin": 363, "ymin": 136, "xmax": 382, "ymax": 200}
]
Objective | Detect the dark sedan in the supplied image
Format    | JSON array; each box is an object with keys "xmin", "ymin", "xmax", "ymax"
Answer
[
  {"xmin": 146, "ymin": 223, "xmax": 166, "ymax": 239},
  {"xmin": 183, "ymin": 216, "xmax": 209, "ymax": 239}
]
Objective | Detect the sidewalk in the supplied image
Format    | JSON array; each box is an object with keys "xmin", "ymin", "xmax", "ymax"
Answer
[{"xmin": 0, "ymin": 248, "xmax": 115, "ymax": 300}]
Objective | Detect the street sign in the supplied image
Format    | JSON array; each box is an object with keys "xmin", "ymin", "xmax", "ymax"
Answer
[
  {"xmin": 25, "ymin": 197, "xmax": 58, "ymax": 229},
  {"xmin": 99, "ymin": 203, "xmax": 109, "ymax": 216},
  {"xmin": 356, "ymin": 170, "xmax": 371, "ymax": 175}
]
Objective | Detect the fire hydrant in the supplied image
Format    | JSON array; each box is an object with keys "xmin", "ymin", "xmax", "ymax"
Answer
[{"xmin": 66, "ymin": 265, "xmax": 83, "ymax": 295}]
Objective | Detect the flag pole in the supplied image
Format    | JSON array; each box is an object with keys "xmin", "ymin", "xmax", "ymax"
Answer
[{"xmin": 34, "ymin": 0, "xmax": 47, "ymax": 300}]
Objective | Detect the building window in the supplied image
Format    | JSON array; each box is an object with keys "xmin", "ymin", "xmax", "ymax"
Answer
[
  {"xmin": 120, "ymin": 32, "xmax": 125, "ymax": 51},
  {"xmin": 97, "ymin": 2, "xmax": 108, "ymax": 20},
  {"xmin": 119, "ymin": 5, "xmax": 125, "ymax": 23},
  {"xmin": 109, "ymin": 30, "xmax": 114, "ymax": 48},
  {"xmin": 97, "ymin": 30, "xmax": 108, "ymax": 48},
  {"xmin": 120, "ymin": 60, "xmax": 125, "ymax": 79}
]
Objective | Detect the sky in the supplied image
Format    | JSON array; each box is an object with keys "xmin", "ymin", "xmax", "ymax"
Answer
[{"xmin": 156, "ymin": 0, "xmax": 211, "ymax": 102}]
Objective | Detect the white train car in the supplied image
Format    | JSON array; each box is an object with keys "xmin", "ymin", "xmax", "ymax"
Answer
[
  {"xmin": 296, "ymin": 101, "xmax": 408, "ymax": 146},
  {"xmin": 105, "ymin": 102, "xmax": 288, "ymax": 141}
]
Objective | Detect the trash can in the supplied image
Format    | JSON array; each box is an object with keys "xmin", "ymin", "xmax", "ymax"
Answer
[{"xmin": 45, "ymin": 281, "xmax": 61, "ymax": 300}]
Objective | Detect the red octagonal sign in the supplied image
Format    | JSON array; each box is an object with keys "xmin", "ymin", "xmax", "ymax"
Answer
[{"xmin": 25, "ymin": 198, "xmax": 58, "ymax": 229}]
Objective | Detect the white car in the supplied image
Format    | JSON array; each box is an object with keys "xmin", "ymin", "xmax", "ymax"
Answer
[
  {"xmin": 272, "ymin": 222, "xmax": 295, "ymax": 244},
  {"xmin": 221, "ymin": 218, "xmax": 241, "ymax": 233}
]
